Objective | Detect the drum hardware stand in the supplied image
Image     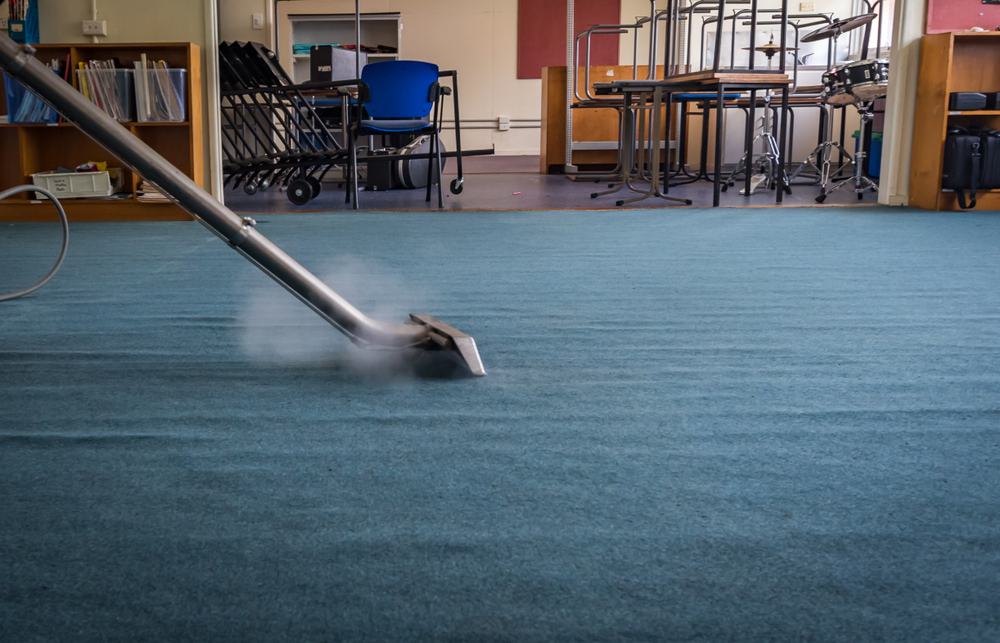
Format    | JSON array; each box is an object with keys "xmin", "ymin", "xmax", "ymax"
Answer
[
  {"xmin": 822, "ymin": 99, "xmax": 879, "ymax": 201},
  {"xmin": 790, "ymin": 103, "xmax": 857, "ymax": 201},
  {"xmin": 721, "ymin": 43, "xmax": 792, "ymax": 196}
]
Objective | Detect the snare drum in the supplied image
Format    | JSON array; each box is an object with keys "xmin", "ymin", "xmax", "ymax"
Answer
[
  {"xmin": 838, "ymin": 59, "xmax": 890, "ymax": 101},
  {"xmin": 822, "ymin": 68, "xmax": 855, "ymax": 106}
]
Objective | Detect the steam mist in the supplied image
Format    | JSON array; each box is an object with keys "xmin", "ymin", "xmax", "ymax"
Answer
[{"xmin": 238, "ymin": 255, "xmax": 436, "ymax": 378}]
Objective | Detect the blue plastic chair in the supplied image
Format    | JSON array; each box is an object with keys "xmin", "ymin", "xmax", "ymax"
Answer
[{"xmin": 348, "ymin": 60, "xmax": 448, "ymax": 209}]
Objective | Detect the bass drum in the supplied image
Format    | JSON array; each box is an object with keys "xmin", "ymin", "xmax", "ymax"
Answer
[
  {"xmin": 839, "ymin": 58, "xmax": 890, "ymax": 102},
  {"xmin": 822, "ymin": 67, "xmax": 855, "ymax": 106},
  {"xmin": 395, "ymin": 135, "xmax": 448, "ymax": 189}
]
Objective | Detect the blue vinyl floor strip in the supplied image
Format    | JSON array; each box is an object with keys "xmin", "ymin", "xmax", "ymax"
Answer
[{"xmin": 2, "ymin": 207, "xmax": 1000, "ymax": 641}]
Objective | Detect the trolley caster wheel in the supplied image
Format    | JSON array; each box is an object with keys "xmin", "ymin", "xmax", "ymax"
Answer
[
  {"xmin": 243, "ymin": 181, "xmax": 258, "ymax": 196},
  {"xmin": 287, "ymin": 179, "xmax": 313, "ymax": 205},
  {"xmin": 259, "ymin": 179, "xmax": 270, "ymax": 190},
  {"xmin": 450, "ymin": 178, "xmax": 464, "ymax": 195},
  {"xmin": 307, "ymin": 176, "xmax": 322, "ymax": 198},
  {"xmin": 815, "ymin": 194, "xmax": 827, "ymax": 204}
]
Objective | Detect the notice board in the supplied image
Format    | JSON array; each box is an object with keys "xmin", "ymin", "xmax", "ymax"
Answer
[
  {"xmin": 927, "ymin": 0, "xmax": 1000, "ymax": 34},
  {"xmin": 517, "ymin": 0, "xmax": 622, "ymax": 80}
]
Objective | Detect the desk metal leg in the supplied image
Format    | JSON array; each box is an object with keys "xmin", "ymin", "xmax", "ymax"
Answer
[
  {"xmin": 777, "ymin": 86, "xmax": 790, "ymax": 204},
  {"xmin": 617, "ymin": 87, "xmax": 691, "ymax": 208},
  {"xmin": 745, "ymin": 89, "xmax": 757, "ymax": 197},
  {"xmin": 714, "ymin": 85, "xmax": 725, "ymax": 207}
]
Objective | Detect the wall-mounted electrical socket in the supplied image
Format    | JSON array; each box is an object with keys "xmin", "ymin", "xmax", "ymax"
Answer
[
  {"xmin": 82, "ymin": 20, "xmax": 108, "ymax": 37},
  {"xmin": 799, "ymin": 2, "xmax": 815, "ymax": 11},
  {"xmin": 252, "ymin": 13, "xmax": 264, "ymax": 30},
  {"xmin": 498, "ymin": 116, "xmax": 510, "ymax": 131}
]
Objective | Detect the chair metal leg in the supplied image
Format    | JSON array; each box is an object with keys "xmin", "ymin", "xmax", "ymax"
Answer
[
  {"xmin": 713, "ymin": 85, "xmax": 724, "ymax": 207},
  {"xmin": 425, "ymin": 133, "xmax": 434, "ymax": 204},
  {"xmin": 345, "ymin": 135, "xmax": 353, "ymax": 204},
  {"xmin": 435, "ymin": 133, "xmax": 444, "ymax": 208},
  {"xmin": 351, "ymin": 136, "xmax": 360, "ymax": 210}
]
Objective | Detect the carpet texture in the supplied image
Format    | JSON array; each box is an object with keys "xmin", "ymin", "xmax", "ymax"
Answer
[{"xmin": 1, "ymin": 207, "xmax": 999, "ymax": 642}]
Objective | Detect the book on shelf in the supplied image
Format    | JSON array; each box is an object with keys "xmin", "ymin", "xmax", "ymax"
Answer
[
  {"xmin": 77, "ymin": 58, "xmax": 130, "ymax": 122},
  {"xmin": 134, "ymin": 57, "xmax": 184, "ymax": 122},
  {"xmin": 137, "ymin": 179, "xmax": 170, "ymax": 201}
]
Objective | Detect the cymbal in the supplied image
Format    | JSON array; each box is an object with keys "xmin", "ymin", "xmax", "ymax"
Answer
[
  {"xmin": 742, "ymin": 44, "xmax": 799, "ymax": 52},
  {"xmin": 801, "ymin": 13, "xmax": 877, "ymax": 43}
]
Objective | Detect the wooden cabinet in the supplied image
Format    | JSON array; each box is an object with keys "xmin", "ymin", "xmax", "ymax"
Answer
[
  {"xmin": 910, "ymin": 32, "xmax": 1000, "ymax": 211},
  {"xmin": 0, "ymin": 42, "xmax": 201, "ymax": 222},
  {"xmin": 540, "ymin": 65, "xmax": 669, "ymax": 175}
]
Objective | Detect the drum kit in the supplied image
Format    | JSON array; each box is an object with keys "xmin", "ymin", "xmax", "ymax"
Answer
[{"xmin": 792, "ymin": 13, "xmax": 890, "ymax": 203}]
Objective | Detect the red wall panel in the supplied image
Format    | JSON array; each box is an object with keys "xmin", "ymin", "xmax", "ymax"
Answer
[
  {"xmin": 518, "ymin": 0, "xmax": 622, "ymax": 80},
  {"xmin": 927, "ymin": 0, "xmax": 1000, "ymax": 34}
]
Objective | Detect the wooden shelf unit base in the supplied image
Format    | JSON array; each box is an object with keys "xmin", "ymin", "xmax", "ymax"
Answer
[
  {"xmin": 910, "ymin": 32, "xmax": 1000, "ymax": 211},
  {"xmin": 0, "ymin": 199, "xmax": 194, "ymax": 222},
  {"xmin": 0, "ymin": 43, "xmax": 202, "ymax": 222}
]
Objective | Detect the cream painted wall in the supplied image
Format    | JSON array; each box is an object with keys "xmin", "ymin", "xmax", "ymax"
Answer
[
  {"xmin": 40, "ymin": 0, "xmax": 207, "ymax": 44},
  {"xmin": 262, "ymin": 0, "xmax": 543, "ymax": 155},
  {"xmin": 878, "ymin": 0, "xmax": 924, "ymax": 205}
]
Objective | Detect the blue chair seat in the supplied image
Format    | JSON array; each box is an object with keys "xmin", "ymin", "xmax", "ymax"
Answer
[
  {"xmin": 359, "ymin": 118, "xmax": 431, "ymax": 132},
  {"xmin": 673, "ymin": 93, "xmax": 742, "ymax": 101}
]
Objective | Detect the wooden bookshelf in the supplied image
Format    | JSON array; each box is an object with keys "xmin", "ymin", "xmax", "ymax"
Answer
[
  {"xmin": 910, "ymin": 32, "xmax": 1000, "ymax": 211},
  {"xmin": 0, "ymin": 42, "xmax": 201, "ymax": 222}
]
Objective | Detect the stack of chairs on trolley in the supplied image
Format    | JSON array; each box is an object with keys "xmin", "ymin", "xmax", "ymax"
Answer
[{"xmin": 219, "ymin": 41, "xmax": 352, "ymax": 205}]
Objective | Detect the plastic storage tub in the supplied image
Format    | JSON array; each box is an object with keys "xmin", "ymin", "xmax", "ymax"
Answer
[
  {"xmin": 3, "ymin": 71, "xmax": 60, "ymax": 123},
  {"xmin": 31, "ymin": 169, "xmax": 124, "ymax": 199},
  {"xmin": 76, "ymin": 69, "xmax": 135, "ymax": 122},
  {"xmin": 134, "ymin": 68, "xmax": 186, "ymax": 122},
  {"xmin": 852, "ymin": 130, "xmax": 883, "ymax": 178}
]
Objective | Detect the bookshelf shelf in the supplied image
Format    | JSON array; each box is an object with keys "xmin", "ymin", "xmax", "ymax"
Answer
[{"xmin": 0, "ymin": 42, "xmax": 201, "ymax": 222}]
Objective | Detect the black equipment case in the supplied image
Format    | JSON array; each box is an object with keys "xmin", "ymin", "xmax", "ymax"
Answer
[{"xmin": 942, "ymin": 126, "xmax": 1000, "ymax": 209}]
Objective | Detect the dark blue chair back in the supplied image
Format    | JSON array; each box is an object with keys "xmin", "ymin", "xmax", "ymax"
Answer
[{"xmin": 361, "ymin": 60, "xmax": 439, "ymax": 119}]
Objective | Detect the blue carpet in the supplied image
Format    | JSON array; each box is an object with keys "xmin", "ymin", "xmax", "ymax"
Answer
[{"xmin": 1, "ymin": 207, "xmax": 999, "ymax": 642}]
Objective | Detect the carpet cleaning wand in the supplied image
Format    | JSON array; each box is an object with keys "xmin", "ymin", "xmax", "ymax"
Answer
[{"xmin": 0, "ymin": 35, "xmax": 485, "ymax": 377}]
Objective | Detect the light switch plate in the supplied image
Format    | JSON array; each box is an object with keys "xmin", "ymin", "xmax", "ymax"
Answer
[
  {"xmin": 252, "ymin": 13, "xmax": 264, "ymax": 30},
  {"xmin": 82, "ymin": 20, "xmax": 107, "ymax": 36},
  {"xmin": 799, "ymin": 2, "xmax": 815, "ymax": 11}
]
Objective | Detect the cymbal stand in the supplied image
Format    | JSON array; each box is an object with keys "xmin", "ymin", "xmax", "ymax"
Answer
[
  {"xmin": 790, "ymin": 102, "xmax": 856, "ymax": 202},
  {"xmin": 822, "ymin": 99, "xmax": 878, "ymax": 200},
  {"xmin": 721, "ymin": 49, "xmax": 791, "ymax": 195}
]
